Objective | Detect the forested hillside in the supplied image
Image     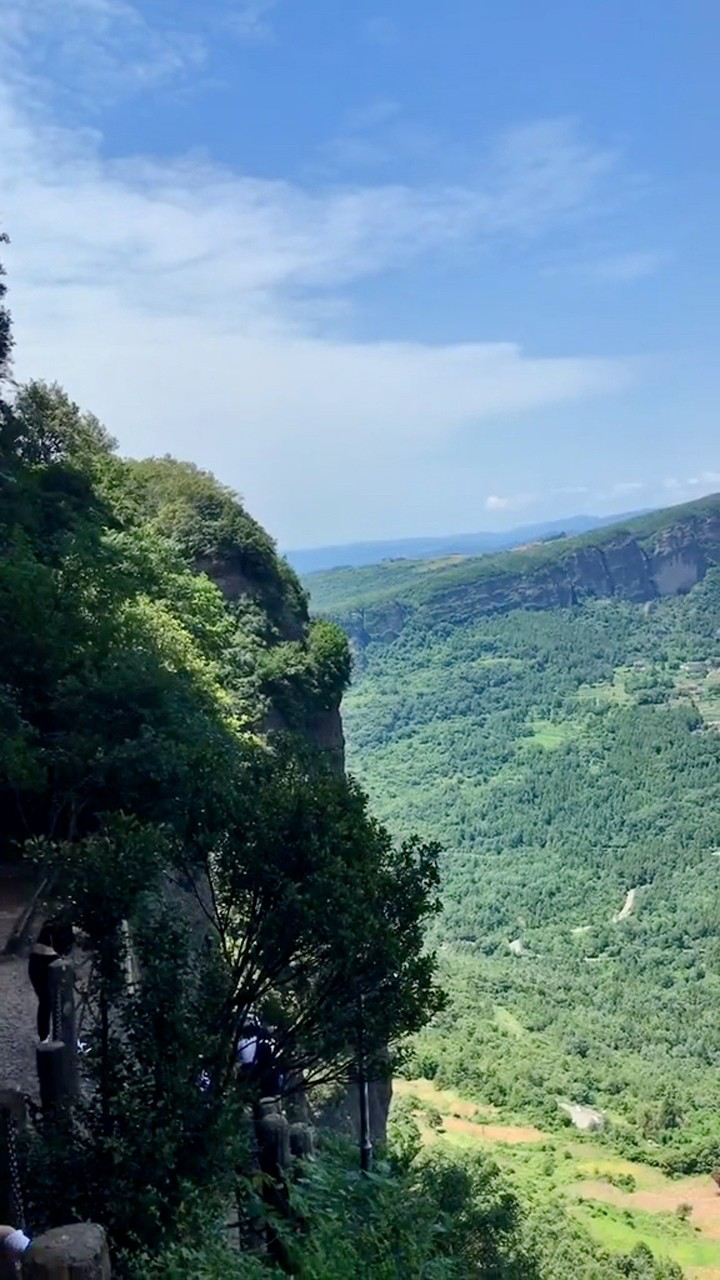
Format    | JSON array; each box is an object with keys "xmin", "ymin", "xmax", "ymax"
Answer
[
  {"xmin": 306, "ymin": 506, "xmax": 720, "ymax": 1185},
  {"xmin": 308, "ymin": 494, "xmax": 720, "ymax": 632}
]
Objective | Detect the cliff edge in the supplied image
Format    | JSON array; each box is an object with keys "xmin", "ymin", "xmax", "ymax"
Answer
[{"xmin": 306, "ymin": 497, "xmax": 720, "ymax": 656}]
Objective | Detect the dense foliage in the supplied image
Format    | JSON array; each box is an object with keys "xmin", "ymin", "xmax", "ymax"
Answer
[
  {"xmin": 0, "ymin": 260, "xmax": 447, "ymax": 1272},
  {"xmin": 128, "ymin": 1129, "xmax": 683, "ymax": 1280},
  {"xmin": 322, "ymin": 566, "xmax": 720, "ymax": 1185}
]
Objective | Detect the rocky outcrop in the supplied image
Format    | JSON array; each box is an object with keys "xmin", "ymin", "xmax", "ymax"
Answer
[
  {"xmin": 195, "ymin": 552, "xmax": 306, "ymax": 641},
  {"xmin": 198, "ymin": 551, "xmax": 346, "ymax": 771},
  {"xmin": 340, "ymin": 513, "xmax": 720, "ymax": 655}
]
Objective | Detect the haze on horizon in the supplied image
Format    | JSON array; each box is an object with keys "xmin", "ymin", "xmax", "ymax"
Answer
[{"xmin": 2, "ymin": 0, "xmax": 718, "ymax": 546}]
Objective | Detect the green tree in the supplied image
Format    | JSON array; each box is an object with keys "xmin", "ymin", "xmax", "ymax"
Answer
[{"xmin": 0, "ymin": 232, "xmax": 12, "ymax": 386}]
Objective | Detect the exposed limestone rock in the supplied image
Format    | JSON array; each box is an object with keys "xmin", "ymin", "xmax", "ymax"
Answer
[{"xmin": 340, "ymin": 514, "xmax": 720, "ymax": 653}]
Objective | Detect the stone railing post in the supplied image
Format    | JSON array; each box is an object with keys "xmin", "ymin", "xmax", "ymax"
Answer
[
  {"xmin": 35, "ymin": 1044, "xmax": 71, "ymax": 1117},
  {"xmin": 288, "ymin": 1121, "xmax": 315, "ymax": 1160},
  {"xmin": 254, "ymin": 1100, "xmax": 290, "ymax": 1180},
  {"xmin": 49, "ymin": 961, "xmax": 79, "ymax": 1098},
  {"xmin": 36, "ymin": 961, "xmax": 78, "ymax": 1115},
  {"xmin": 252, "ymin": 1102, "xmax": 292, "ymax": 1271},
  {"xmin": 22, "ymin": 1225, "xmax": 110, "ymax": 1279}
]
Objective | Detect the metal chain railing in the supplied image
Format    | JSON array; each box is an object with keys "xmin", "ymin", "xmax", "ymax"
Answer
[
  {"xmin": 1, "ymin": 1107, "xmax": 26, "ymax": 1233},
  {"xmin": 52, "ymin": 968, "xmax": 63, "ymax": 1042}
]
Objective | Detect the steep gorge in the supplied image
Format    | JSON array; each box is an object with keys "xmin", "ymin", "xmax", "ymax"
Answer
[{"xmin": 305, "ymin": 493, "xmax": 720, "ymax": 1192}]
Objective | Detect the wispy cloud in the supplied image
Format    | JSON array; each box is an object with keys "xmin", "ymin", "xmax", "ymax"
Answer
[
  {"xmin": 555, "ymin": 484, "xmax": 590, "ymax": 497},
  {"xmin": 345, "ymin": 101, "xmax": 402, "ymax": 132},
  {"xmin": 0, "ymin": 32, "xmax": 637, "ymax": 542},
  {"xmin": 2, "ymin": 0, "xmax": 206, "ymax": 106},
  {"xmin": 360, "ymin": 16, "xmax": 398, "ymax": 48},
  {"xmin": 225, "ymin": 0, "xmax": 281, "ymax": 42},
  {"xmin": 543, "ymin": 247, "xmax": 666, "ymax": 285},
  {"xmin": 661, "ymin": 472, "xmax": 720, "ymax": 503},
  {"xmin": 592, "ymin": 251, "xmax": 666, "ymax": 281},
  {"xmin": 485, "ymin": 494, "xmax": 533, "ymax": 513},
  {"xmin": 479, "ymin": 119, "xmax": 622, "ymax": 238},
  {"xmin": 319, "ymin": 100, "xmax": 443, "ymax": 173},
  {"xmin": 0, "ymin": 0, "xmax": 281, "ymax": 109}
]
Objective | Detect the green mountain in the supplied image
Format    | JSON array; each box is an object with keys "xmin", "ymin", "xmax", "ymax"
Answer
[
  {"xmin": 306, "ymin": 493, "xmax": 720, "ymax": 635},
  {"xmin": 306, "ymin": 494, "xmax": 720, "ymax": 1176}
]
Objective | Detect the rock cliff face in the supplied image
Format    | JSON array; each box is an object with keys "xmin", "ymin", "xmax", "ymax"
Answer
[
  {"xmin": 339, "ymin": 513, "xmax": 720, "ymax": 656},
  {"xmin": 198, "ymin": 552, "xmax": 346, "ymax": 772}
]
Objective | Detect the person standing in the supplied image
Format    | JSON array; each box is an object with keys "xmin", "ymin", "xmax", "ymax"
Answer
[{"xmin": 27, "ymin": 918, "xmax": 73, "ymax": 1042}]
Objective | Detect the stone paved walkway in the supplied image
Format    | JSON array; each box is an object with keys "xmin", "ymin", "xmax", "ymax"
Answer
[{"xmin": 0, "ymin": 871, "xmax": 41, "ymax": 1096}]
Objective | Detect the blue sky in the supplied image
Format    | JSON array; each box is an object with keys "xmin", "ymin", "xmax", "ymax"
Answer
[{"xmin": 2, "ymin": 0, "xmax": 718, "ymax": 546}]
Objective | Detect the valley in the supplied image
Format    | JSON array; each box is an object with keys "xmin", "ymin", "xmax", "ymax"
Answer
[
  {"xmin": 307, "ymin": 495, "xmax": 720, "ymax": 1276},
  {"xmin": 391, "ymin": 1079, "xmax": 720, "ymax": 1279}
]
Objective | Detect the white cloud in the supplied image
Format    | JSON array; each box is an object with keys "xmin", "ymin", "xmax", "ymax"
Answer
[
  {"xmin": 1, "ymin": 0, "xmax": 282, "ymax": 110},
  {"xmin": 0, "ymin": 68, "xmax": 636, "ymax": 542},
  {"xmin": 1, "ymin": 0, "xmax": 207, "ymax": 106},
  {"xmin": 485, "ymin": 494, "xmax": 532, "ymax": 513}
]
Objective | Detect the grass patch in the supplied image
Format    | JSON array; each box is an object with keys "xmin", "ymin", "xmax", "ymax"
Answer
[
  {"xmin": 524, "ymin": 717, "xmax": 581, "ymax": 749},
  {"xmin": 393, "ymin": 1082, "xmax": 720, "ymax": 1273},
  {"xmin": 576, "ymin": 667, "xmax": 634, "ymax": 706},
  {"xmin": 394, "ymin": 1076, "xmax": 494, "ymax": 1119},
  {"xmin": 494, "ymin": 1006, "xmax": 526, "ymax": 1037},
  {"xmin": 573, "ymin": 1201, "xmax": 720, "ymax": 1270}
]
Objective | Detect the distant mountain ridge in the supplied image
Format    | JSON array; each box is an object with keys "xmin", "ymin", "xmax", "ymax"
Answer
[
  {"xmin": 285, "ymin": 510, "xmax": 647, "ymax": 574},
  {"xmin": 305, "ymin": 494, "xmax": 720, "ymax": 656}
]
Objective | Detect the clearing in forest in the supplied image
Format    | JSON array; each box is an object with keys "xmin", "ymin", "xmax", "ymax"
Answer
[
  {"xmin": 393, "ymin": 1076, "xmax": 495, "ymax": 1119},
  {"xmin": 391, "ymin": 1080, "xmax": 720, "ymax": 1275},
  {"xmin": 394, "ymin": 1077, "xmax": 549, "ymax": 1144},
  {"xmin": 575, "ymin": 1178, "xmax": 720, "ymax": 1240}
]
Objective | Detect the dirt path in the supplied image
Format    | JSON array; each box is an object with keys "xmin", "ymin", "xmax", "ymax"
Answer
[
  {"xmin": 441, "ymin": 1114, "xmax": 548, "ymax": 1144},
  {"xmin": 613, "ymin": 886, "xmax": 637, "ymax": 922},
  {"xmin": 0, "ymin": 872, "xmax": 41, "ymax": 1095}
]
